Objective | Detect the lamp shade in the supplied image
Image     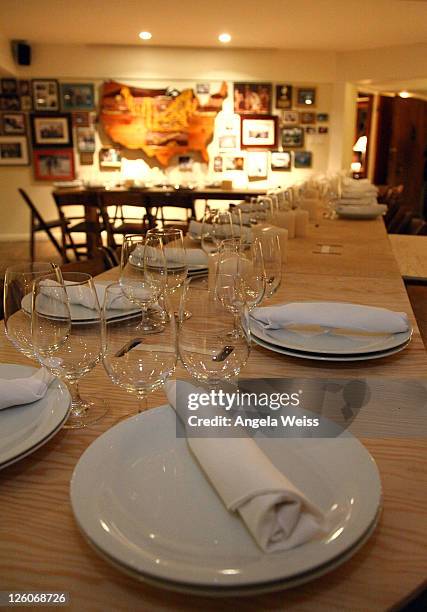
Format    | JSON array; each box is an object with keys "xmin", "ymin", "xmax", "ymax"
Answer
[{"xmin": 353, "ymin": 135, "xmax": 367, "ymax": 153}]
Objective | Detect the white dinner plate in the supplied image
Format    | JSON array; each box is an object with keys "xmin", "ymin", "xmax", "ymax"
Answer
[
  {"xmin": 249, "ymin": 317, "xmax": 412, "ymax": 356},
  {"xmin": 0, "ymin": 364, "xmax": 70, "ymax": 469},
  {"xmin": 70, "ymin": 405, "xmax": 381, "ymax": 594},
  {"xmin": 251, "ymin": 332, "xmax": 411, "ymax": 362},
  {"xmin": 21, "ymin": 292, "xmax": 141, "ymax": 324}
]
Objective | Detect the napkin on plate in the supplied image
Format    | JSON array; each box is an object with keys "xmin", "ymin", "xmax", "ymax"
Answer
[
  {"xmin": 0, "ymin": 368, "xmax": 54, "ymax": 410},
  {"xmin": 336, "ymin": 204, "xmax": 386, "ymax": 217},
  {"xmin": 188, "ymin": 220, "xmax": 252, "ymax": 241},
  {"xmin": 251, "ymin": 302, "xmax": 410, "ymax": 337},
  {"xmin": 41, "ymin": 280, "xmax": 133, "ymax": 311},
  {"xmin": 165, "ymin": 379, "xmax": 327, "ymax": 553},
  {"xmin": 130, "ymin": 244, "xmax": 208, "ymax": 268}
]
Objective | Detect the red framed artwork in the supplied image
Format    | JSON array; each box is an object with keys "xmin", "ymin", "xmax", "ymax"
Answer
[
  {"xmin": 33, "ymin": 148, "xmax": 75, "ymax": 181},
  {"xmin": 240, "ymin": 115, "xmax": 278, "ymax": 150}
]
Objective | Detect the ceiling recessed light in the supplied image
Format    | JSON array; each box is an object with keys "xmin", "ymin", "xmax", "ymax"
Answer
[
  {"xmin": 218, "ymin": 33, "xmax": 232, "ymax": 43},
  {"xmin": 139, "ymin": 31, "xmax": 152, "ymax": 40},
  {"xmin": 398, "ymin": 90, "xmax": 410, "ymax": 98}
]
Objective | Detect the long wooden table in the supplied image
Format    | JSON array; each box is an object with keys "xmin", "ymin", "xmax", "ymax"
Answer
[
  {"xmin": 1, "ymin": 216, "xmax": 426, "ymax": 610},
  {"xmin": 389, "ymin": 234, "xmax": 427, "ymax": 282}
]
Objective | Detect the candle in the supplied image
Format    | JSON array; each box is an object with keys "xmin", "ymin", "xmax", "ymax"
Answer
[{"xmin": 295, "ymin": 209, "xmax": 309, "ymax": 237}]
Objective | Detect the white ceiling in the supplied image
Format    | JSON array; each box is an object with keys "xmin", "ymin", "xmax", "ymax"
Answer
[{"xmin": 0, "ymin": 0, "xmax": 427, "ymax": 51}]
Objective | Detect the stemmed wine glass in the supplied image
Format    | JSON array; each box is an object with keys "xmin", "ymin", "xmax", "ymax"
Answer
[
  {"xmin": 257, "ymin": 232, "xmax": 282, "ymax": 300},
  {"xmin": 120, "ymin": 234, "xmax": 167, "ymax": 333},
  {"xmin": 31, "ymin": 272, "xmax": 107, "ymax": 429},
  {"xmin": 215, "ymin": 238, "xmax": 266, "ymax": 337},
  {"xmin": 201, "ymin": 206, "xmax": 234, "ymax": 255},
  {"xmin": 4, "ymin": 262, "xmax": 63, "ymax": 360},
  {"xmin": 102, "ymin": 282, "xmax": 177, "ymax": 416},
  {"xmin": 178, "ymin": 278, "xmax": 250, "ymax": 388}
]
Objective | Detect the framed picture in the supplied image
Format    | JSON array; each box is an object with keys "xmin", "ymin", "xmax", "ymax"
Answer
[
  {"xmin": 218, "ymin": 134, "xmax": 237, "ymax": 149},
  {"xmin": 317, "ymin": 113, "xmax": 329, "ymax": 122},
  {"xmin": 33, "ymin": 148, "xmax": 75, "ymax": 180},
  {"xmin": 20, "ymin": 96, "xmax": 32, "ymax": 111},
  {"xmin": 296, "ymin": 87, "xmax": 316, "ymax": 107},
  {"xmin": 271, "ymin": 151, "xmax": 291, "ymax": 171},
  {"xmin": 99, "ymin": 147, "xmax": 122, "ymax": 169},
  {"xmin": 282, "ymin": 110, "xmax": 299, "ymax": 125},
  {"xmin": 1, "ymin": 112, "xmax": 26, "ymax": 135},
  {"xmin": 246, "ymin": 151, "xmax": 268, "ymax": 179},
  {"xmin": 241, "ymin": 115, "xmax": 278, "ymax": 149},
  {"xmin": 61, "ymin": 83, "xmax": 95, "ymax": 111},
  {"xmin": 0, "ymin": 96, "xmax": 20, "ymax": 111},
  {"xmin": 294, "ymin": 150, "xmax": 312, "ymax": 169},
  {"xmin": 30, "ymin": 113, "xmax": 72, "ymax": 147},
  {"xmin": 281, "ymin": 126, "xmax": 304, "ymax": 148},
  {"xmin": 275, "ymin": 84, "xmax": 293, "ymax": 110},
  {"xmin": 213, "ymin": 155, "xmax": 223, "ymax": 172},
  {"xmin": 305, "ymin": 126, "xmax": 316, "ymax": 135},
  {"xmin": 0, "ymin": 136, "xmax": 29, "ymax": 165},
  {"xmin": 32, "ymin": 80, "xmax": 59, "ymax": 111},
  {"xmin": 300, "ymin": 111, "xmax": 316, "ymax": 125},
  {"xmin": 196, "ymin": 83, "xmax": 210, "ymax": 94},
  {"xmin": 1, "ymin": 79, "xmax": 18, "ymax": 95},
  {"xmin": 318, "ymin": 126, "xmax": 329, "ymax": 134},
  {"xmin": 76, "ymin": 126, "xmax": 96, "ymax": 153},
  {"xmin": 223, "ymin": 155, "xmax": 244, "ymax": 171},
  {"xmin": 18, "ymin": 80, "xmax": 30, "ymax": 96},
  {"xmin": 178, "ymin": 155, "xmax": 194, "ymax": 171},
  {"xmin": 233, "ymin": 82, "xmax": 272, "ymax": 114},
  {"xmin": 72, "ymin": 111, "xmax": 90, "ymax": 127}
]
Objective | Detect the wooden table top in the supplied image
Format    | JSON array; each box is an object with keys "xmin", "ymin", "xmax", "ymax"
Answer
[
  {"xmin": 389, "ymin": 234, "xmax": 427, "ymax": 282},
  {"xmin": 1, "ymin": 215, "xmax": 426, "ymax": 611}
]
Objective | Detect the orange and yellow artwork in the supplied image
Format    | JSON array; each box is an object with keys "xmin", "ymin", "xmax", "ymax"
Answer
[{"xmin": 100, "ymin": 81, "xmax": 228, "ymax": 166}]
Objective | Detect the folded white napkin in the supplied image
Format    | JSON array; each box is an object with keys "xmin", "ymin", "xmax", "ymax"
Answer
[
  {"xmin": 336, "ymin": 204, "xmax": 386, "ymax": 217},
  {"xmin": 188, "ymin": 220, "xmax": 252, "ymax": 241},
  {"xmin": 251, "ymin": 302, "xmax": 410, "ymax": 336},
  {"xmin": 0, "ymin": 368, "xmax": 54, "ymax": 410},
  {"xmin": 131, "ymin": 244, "xmax": 208, "ymax": 268},
  {"xmin": 165, "ymin": 379, "xmax": 326, "ymax": 552},
  {"xmin": 41, "ymin": 280, "xmax": 131, "ymax": 311}
]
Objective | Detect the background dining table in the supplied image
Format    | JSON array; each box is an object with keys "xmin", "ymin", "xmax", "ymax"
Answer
[{"xmin": 0, "ymin": 215, "xmax": 426, "ymax": 610}]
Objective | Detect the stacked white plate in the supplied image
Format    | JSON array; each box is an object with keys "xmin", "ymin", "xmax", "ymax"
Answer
[
  {"xmin": 0, "ymin": 364, "xmax": 70, "ymax": 470},
  {"xmin": 250, "ymin": 317, "xmax": 412, "ymax": 362},
  {"xmin": 70, "ymin": 405, "xmax": 382, "ymax": 595}
]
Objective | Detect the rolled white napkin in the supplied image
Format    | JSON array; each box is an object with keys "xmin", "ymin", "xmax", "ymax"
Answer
[
  {"xmin": 336, "ymin": 204, "xmax": 386, "ymax": 217},
  {"xmin": 0, "ymin": 368, "xmax": 54, "ymax": 410},
  {"xmin": 41, "ymin": 280, "xmax": 132, "ymax": 311},
  {"xmin": 251, "ymin": 302, "xmax": 410, "ymax": 336},
  {"xmin": 131, "ymin": 244, "xmax": 208, "ymax": 267},
  {"xmin": 188, "ymin": 220, "xmax": 252, "ymax": 241},
  {"xmin": 165, "ymin": 379, "xmax": 327, "ymax": 553}
]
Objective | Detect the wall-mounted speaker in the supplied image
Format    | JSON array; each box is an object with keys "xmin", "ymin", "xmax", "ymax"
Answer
[{"xmin": 11, "ymin": 40, "xmax": 31, "ymax": 66}]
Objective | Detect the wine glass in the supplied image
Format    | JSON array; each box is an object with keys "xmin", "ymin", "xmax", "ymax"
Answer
[
  {"xmin": 4, "ymin": 262, "xmax": 63, "ymax": 360},
  {"xmin": 257, "ymin": 232, "xmax": 282, "ymax": 300},
  {"xmin": 146, "ymin": 227, "xmax": 190, "ymax": 318},
  {"xmin": 120, "ymin": 234, "xmax": 167, "ymax": 333},
  {"xmin": 201, "ymin": 206, "xmax": 234, "ymax": 255},
  {"xmin": 31, "ymin": 272, "xmax": 107, "ymax": 429},
  {"xmin": 102, "ymin": 282, "xmax": 177, "ymax": 416},
  {"xmin": 178, "ymin": 278, "xmax": 250, "ymax": 388},
  {"xmin": 216, "ymin": 238, "xmax": 266, "ymax": 337}
]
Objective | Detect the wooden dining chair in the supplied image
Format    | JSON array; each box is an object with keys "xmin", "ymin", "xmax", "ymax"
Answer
[
  {"xmin": 53, "ymin": 191, "xmax": 114, "ymax": 261},
  {"xmin": 100, "ymin": 191, "xmax": 151, "ymax": 249},
  {"xmin": 18, "ymin": 188, "xmax": 64, "ymax": 261}
]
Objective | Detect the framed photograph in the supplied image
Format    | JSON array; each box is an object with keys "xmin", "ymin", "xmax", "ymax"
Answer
[
  {"xmin": 20, "ymin": 96, "xmax": 32, "ymax": 111},
  {"xmin": 271, "ymin": 150, "xmax": 291, "ymax": 171},
  {"xmin": 294, "ymin": 150, "xmax": 312, "ymax": 169},
  {"xmin": 282, "ymin": 110, "xmax": 299, "ymax": 125},
  {"xmin": 1, "ymin": 79, "xmax": 18, "ymax": 95},
  {"xmin": 213, "ymin": 155, "xmax": 223, "ymax": 172},
  {"xmin": 61, "ymin": 83, "xmax": 95, "ymax": 111},
  {"xmin": 33, "ymin": 148, "xmax": 75, "ymax": 180},
  {"xmin": 18, "ymin": 80, "xmax": 30, "ymax": 96},
  {"xmin": 196, "ymin": 83, "xmax": 210, "ymax": 94},
  {"xmin": 246, "ymin": 151, "xmax": 268, "ymax": 179},
  {"xmin": 241, "ymin": 115, "xmax": 278, "ymax": 149},
  {"xmin": 275, "ymin": 84, "xmax": 293, "ymax": 110},
  {"xmin": 32, "ymin": 80, "xmax": 59, "ymax": 111},
  {"xmin": 317, "ymin": 113, "xmax": 329, "ymax": 122},
  {"xmin": 178, "ymin": 155, "xmax": 194, "ymax": 171},
  {"xmin": 0, "ymin": 136, "xmax": 29, "ymax": 165},
  {"xmin": 318, "ymin": 126, "xmax": 329, "ymax": 134},
  {"xmin": 305, "ymin": 126, "xmax": 316, "ymax": 135},
  {"xmin": 218, "ymin": 134, "xmax": 237, "ymax": 149},
  {"xmin": 76, "ymin": 126, "xmax": 96, "ymax": 153},
  {"xmin": 1, "ymin": 112, "xmax": 26, "ymax": 135},
  {"xmin": 281, "ymin": 126, "xmax": 304, "ymax": 148},
  {"xmin": 0, "ymin": 96, "xmax": 20, "ymax": 111},
  {"xmin": 296, "ymin": 87, "xmax": 316, "ymax": 107},
  {"xmin": 30, "ymin": 113, "xmax": 72, "ymax": 147},
  {"xmin": 300, "ymin": 111, "xmax": 316, "ymax": 125},
  {"xmin": 99, "ymin": 147, "xmax": 122, "ymax": 169},
  {"xmin": 233, "ymin": 82, "xmax": 272, "ymax": 114},
  {"xmin": 72, "ymin": 111, "xmax": 90, "ymax": 127},
  {"xmin": 223, "ymin": 155, "xmax": 245, "ymax": 171}
]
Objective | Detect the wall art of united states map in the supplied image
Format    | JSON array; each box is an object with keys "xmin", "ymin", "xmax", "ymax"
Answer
[{"xmin": 100, "ymin": 81, "xmax": 228, "ymax": 165}]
